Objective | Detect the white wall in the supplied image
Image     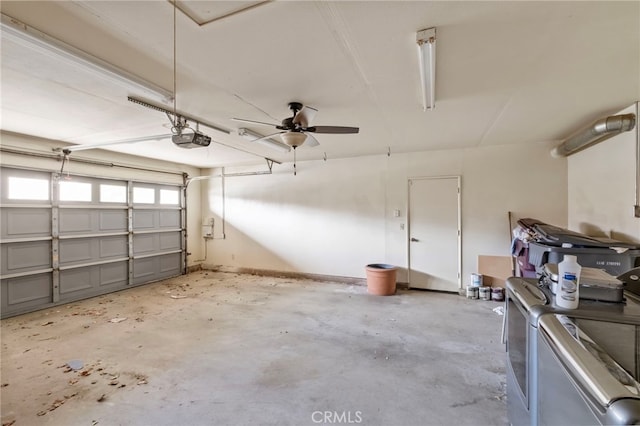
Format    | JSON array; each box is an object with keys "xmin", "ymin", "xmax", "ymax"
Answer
[
  {"xmin": 0, "ymin": 131, "xmax": 205, "ymax": 266},
  {"xmin": 203, "ymin": 141, "xmax": 567, "ymax": 283},
  {"xmin": 568, "ymin": 103, "xmax": 640, "ymax": 243}
]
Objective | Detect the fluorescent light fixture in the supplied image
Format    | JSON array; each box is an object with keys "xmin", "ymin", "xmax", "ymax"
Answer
[
  {"xmin": 238, "ymin": 128, "xmax": 291, "ymax": 153},
  {"xmin": 416, "ymin": 27, "xmax": 436, "ymax": 111},
  {"xmin": 1, "ymin": 13, "xmax": 174, "ymax": 104}
]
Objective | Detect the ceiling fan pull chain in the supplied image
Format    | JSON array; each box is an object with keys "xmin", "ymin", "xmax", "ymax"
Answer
[{"xmin": 293, "ymin": 147, "xmax": 297, "ymax": 176}]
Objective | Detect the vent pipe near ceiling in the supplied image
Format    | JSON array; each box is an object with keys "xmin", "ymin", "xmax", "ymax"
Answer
[{"xmin": 551, "ymin": 113, "xmax": 636, "ymax": 157}]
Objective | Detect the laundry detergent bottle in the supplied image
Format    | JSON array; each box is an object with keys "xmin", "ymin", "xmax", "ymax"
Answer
[{"xmin": 555, "ymin": 255, "xmax": 581, "ymax": 309}]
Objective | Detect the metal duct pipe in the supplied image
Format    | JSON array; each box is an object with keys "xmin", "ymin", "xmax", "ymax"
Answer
[{"xmin": 551, "ymin": 113, "xmax": 636, "ymax": 157}]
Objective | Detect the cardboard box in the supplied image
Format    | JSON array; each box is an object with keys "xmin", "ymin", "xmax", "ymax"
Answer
[{"xmin": 477, "ymin": 255, "xmax": 514, "ymax": 288}]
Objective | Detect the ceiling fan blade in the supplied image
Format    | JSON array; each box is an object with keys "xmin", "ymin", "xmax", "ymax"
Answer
[
  {"xmin": 307, "ymin": 126, "xmax": 359, "ymax": 134},
  {"xmin": 293, "ymin": 106, "xmax": 318, "ymax": 128},
  {"xmin": 303, "ymin": 133, "xmax": 320, "ymax": 148},
  {"xmin": 250, "ymin": 131, "xmax": 284, "ymax": 142},
  {"xmin": 232, "ymin": 117, "xmax": 278, "ymax": 127}
]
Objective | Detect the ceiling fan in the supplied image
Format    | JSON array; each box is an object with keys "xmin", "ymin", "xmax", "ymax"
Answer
[{"xmin": 233, "ymin": 102, "xmax": 359, "ymax": 175}]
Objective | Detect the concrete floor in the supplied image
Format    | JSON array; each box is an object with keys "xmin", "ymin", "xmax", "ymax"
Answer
[{"xmin": 1, "ymin": 271, "xmax": 507, "ymax": 426}]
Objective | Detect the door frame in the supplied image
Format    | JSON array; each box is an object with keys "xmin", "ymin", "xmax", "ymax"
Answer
[{"xmin": 406, "ymin": 175, "xmax": 462, "ymax": 291}]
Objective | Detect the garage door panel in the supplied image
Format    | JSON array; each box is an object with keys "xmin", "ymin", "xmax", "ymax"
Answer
[
  {"xmin": 99, "ymin": 236, "xmax": 127, "ymax": 258},
  {"xmin": 59, "ymin": 210, "xmax": 93, "ymax": 233},
  {"xmin": 59, "ymin": 239, "xmax": 93, "ymax": 264},
  {"xmin": 1, "ymin": 241, "xmax": 52, "ymax": 275},
  {"xmin": 60, "ymin": 268, "xmax": 94, "ymax": 296},
  {"xmin": 2, "ymin": 208, "xmax": 51, "ymax": 239},
  {"xmin": 133, "ymin": 211, "xmax": 156, "ymax": 229},
  {"xmin": 99, "ymin": 210, "xmax": 127, "ymax": 231},
  {"xmin": 59, "ymin": 262, "xmax": 129, "ymax": 301},
  {"xmin": 159, "ymin": 253, "xmax": 181, "ymax": 274},
  {"xmin": 99, "ymin": 262, "xmax": 128, "ymax": 287},
  {"xmin": 160, "ymin": 232, "xmax": 181, "ymax": 250},
  {"xmin": 159, "ymin": 210, "xmax": 180, "ymax": 228},
  {"xmin": 59, "ymin": 236, "xmax": 127, "ymax": 267},
  {"xmin": 133, "ymin": 234, "xmax": 157, "ymax": 254},
  {"xmin": 132, "ymin": 253, "xmax": 181, "ymax": 285},
  {"xmin": 60, "ymin": 210, "xmax": 127, "ymax": 235},
  {"xmin": 133, "ymin": 257, "xmax": 156, "ymax": 283},
  {"xmin": 2, "ymin": 274, "xmax": 52, "ymax": 316}
]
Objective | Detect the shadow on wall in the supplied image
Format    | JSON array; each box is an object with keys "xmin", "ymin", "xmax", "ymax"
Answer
[
  {"xmin": 577, "ymin": 223, "xmax": 610, "ymax": 238},
  {"xmin": 578, "ymin": 222, "xmax": 639, "ymax": 244}
]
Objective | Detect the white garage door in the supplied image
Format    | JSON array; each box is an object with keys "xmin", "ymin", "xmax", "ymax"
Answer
[{"xmin": 1, "ymin": 167, "xmax": 185, "ymax": 318}]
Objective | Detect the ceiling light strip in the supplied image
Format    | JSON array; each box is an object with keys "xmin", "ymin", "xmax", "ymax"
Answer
[
  {"xmin": 1, "ymin": 13, "xmax": 174, "ymax": 104},
  {"xmin": 416, "ymin": 27, "xmax": 436, "ymax": 111}
]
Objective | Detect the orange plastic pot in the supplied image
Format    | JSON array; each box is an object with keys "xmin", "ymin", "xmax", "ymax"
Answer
[{"xmin": 365, "ymin": 264, "xmax": 397, "ymax": 296}]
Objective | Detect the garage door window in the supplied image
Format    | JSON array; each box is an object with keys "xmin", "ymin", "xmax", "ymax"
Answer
[
  {"xmin": 7, "ymin": 177, "xmax": 49, "ymax": 201},
  {"xmin": 100, "ymin": 184, "xmax": 127, "ymax": 203},
  {"xmin": 160, "ymin": 189, "xmax": 179, "ymax": 205},
  {"xmin": 59, "ymin": 181, "xmax": 92, "ymax": 202},
  {"xmin": 133, "ymin": 187, "xmax": 155, "ymax": 204}
]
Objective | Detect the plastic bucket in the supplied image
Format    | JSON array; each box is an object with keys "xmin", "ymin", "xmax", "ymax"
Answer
[{"xmin": 365, "ymin": 264, "xmax": 397, "ymax": 296}]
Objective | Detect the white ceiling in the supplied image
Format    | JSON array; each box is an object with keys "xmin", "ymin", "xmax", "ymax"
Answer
[{"xmin": 1, "ymin": 1, "xmax": 638, "ymax": 168}]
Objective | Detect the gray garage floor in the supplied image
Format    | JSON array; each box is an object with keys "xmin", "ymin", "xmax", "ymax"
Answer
[{"xmin": 1, "ymin": 271, "xmax": 507, "ymax": 426}]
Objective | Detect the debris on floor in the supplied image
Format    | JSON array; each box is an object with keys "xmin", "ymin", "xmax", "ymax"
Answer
[
  {"xmin": 492, "ymin": 306, "xmax": 504, "ymax": 316},
  {"xmin": 66, "ymin": 360, "xmax": 84, "ymax": 371},
  {"xmin": 0, "ymin": 270, "xmax": 506, "ymax": 425},
  {"xmin": 36, "ymin": 392, "xmax": 78, "ymax": 416}
]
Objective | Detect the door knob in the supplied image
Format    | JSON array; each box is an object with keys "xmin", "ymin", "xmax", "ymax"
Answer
[{"xmin": 410, "ymin": 237, "xmax": 419, "ymax": 242}]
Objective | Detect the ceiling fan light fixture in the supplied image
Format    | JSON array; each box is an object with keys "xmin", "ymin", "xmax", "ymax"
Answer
[
  {"xmin": 280, "ymin": 131, "xmax": 307, "ymax": 148},
  {"xmin": 416, "ymin": 27, "xmax": 436, "ymax": 111}
]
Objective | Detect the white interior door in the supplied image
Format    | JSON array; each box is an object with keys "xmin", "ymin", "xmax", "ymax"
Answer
[{"xmin": 408, "ymin": 177, "xmax": 461, "ymax": 292}]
